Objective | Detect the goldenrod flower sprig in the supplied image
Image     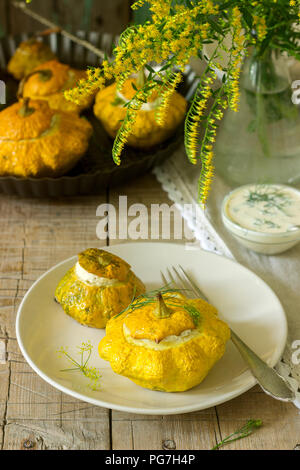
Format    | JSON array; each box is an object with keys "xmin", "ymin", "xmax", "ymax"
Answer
[
  {"xmin": 184, "ymin": 42, "xmax": 222, "ymax": 166},
  {"xmin": 64, "ymin": 0, "xmax": 227, "ymax": 204},
  {"xmin": 197, "ymin": 85, "xmax": 228, "ymax": 204},
  {"xmin": 184, "ymin": 70, "xmax": 215, "ymax": 165},
  {"xmin": 184, "ymin": 20, "xmax": 240, "ymax": 204},
  {"xmin": 225, "ymin": 6, "xmax": 246, "ymax": 113},
  {"xmin": 112, "ymin": 75, "xmax": 158, "ymax": 163},
  {"xmin": 155, "ymin": 71, "xmax": 183, "ymax": 125},
  {"xmin": 58, "ymin": 0, "xmax": 300, "ymax": 203}
]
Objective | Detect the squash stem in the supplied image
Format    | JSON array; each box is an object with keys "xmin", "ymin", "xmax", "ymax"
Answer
[
  {"xmin": 154, "ymin": 293, "xmax": 172, "ymax": 319},
  {"xmin": 18, "ymin": 97, "xmax": 35, "ymax": 117}
]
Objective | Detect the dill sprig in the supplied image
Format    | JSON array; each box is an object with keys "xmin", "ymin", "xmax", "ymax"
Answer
[
  {"xmin": 212, "ymin": 419, "xmax": 263, "ymax": 450},
  {"xmin": 57, "ymin": 341, "xmax": 101, "ymax": 391},
  {"xmin": 114, "ymin": 284, "xmax": 203, "ymax": 327},
  {"xmin": 183, "ymin": 304, "xmax": 201, "ymax": 327},
  {"xmin": 246, "ymin": 187, "xmax": 291, "ymax": 215},
  {"xmin": 253, "ymin": 218, "xmax": 280, "ymax": 229},
  {"xmin": 114, "ymin": 284, "xmax": 186, "ymax": 319}
]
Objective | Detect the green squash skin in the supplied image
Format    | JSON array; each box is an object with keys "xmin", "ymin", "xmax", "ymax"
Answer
[{"xmin": 55, "ymin": 266, "xmax": 145, "ymax": 328}]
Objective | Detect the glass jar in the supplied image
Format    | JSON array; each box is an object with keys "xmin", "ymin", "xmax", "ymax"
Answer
[{"xmin": 215, "ymin": 48, "xmax": 300, "ymax": 187}]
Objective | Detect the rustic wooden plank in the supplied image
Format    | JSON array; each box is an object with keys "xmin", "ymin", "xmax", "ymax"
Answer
[
  {"xmin": 0, "ymin": 194, "xmax": 108, "ymax": 341},
  {"xmin": 111, "ymin": 409, "xmax": 221, "ymax": 450},
  {"xmin": 3, "ymin": 416, "xmax": 110, "ymax": 450},
  {"xmin": 0, "ymin": 284, "xmax": 19, "ymax": 339},
  {"xmin": 0, "ymin": 191, "xmax": 111, "ymax": 450},
  {"xmin": 0, "ymin": 315, "xmax": 10, "ymax": 450},
  {"xmin": 4, "ymin": 340, "xmax": 110, "ymax": 450},
  {"xmin": 216, "ymin": 385, "xmax": 300, "ymax": 450},
  {"xmin": 0, "ymin": 247, "xmax": 24, "ymax": 278},
  {"xmin": 0, "ymin": 360, "xmax": 9, "ymax": 442}
]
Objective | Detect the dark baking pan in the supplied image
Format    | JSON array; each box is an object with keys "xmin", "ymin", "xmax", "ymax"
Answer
[{"xmin": 0, "ymin": 31, "xmax": 198, "ymax": 197}]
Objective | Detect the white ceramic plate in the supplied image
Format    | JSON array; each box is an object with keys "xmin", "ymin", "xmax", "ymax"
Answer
[{"xmin": 16, "ymin": 242, "xmax": 287, "ymax": 415}]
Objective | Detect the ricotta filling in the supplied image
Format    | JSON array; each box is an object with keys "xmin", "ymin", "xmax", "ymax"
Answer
[
  {"xmin": 123, "ymin": 324, "xmax": 200, "ymax": 351},
  {"xmin": 75, "ymin": 261, "xmax": 119, "ymax": 287}
]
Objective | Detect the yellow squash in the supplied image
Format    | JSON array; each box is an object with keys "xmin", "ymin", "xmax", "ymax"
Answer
[
  {"xmin": 99, "ymin": 291, "xmax": 230, "ymax": 392},
  {"xmin": 93, "ymin": 78, "xmax": 187, "ymax": 148},
  {"xmin": 23, "ymin": 60, "xmax": 94, "ymax": 114},
  {"xmin": 8, "ymin": 38, "xmax": 56, "ymax": 80},
  {"xmin": 0, "ymin": 98, "xmax": 93, "ymax": 178},
  {"xmin": 55, "ymin": 248, "xmax": 145, "ymax": 329}
]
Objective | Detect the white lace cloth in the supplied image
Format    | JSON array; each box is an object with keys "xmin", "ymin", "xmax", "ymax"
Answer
[{"xmin": 153, "ymin": 145, "xmax": 300, "ymax": 408}]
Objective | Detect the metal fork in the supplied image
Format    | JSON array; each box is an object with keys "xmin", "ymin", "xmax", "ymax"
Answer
[{"xmin": 161, "ymin": 265, "xmax": 295, "ymax": 403}]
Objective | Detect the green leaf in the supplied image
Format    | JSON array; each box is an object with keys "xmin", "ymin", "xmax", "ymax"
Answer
[
  {"xmin": 240, "ymin": 7, "xmax": 253, "ymax": 29},
  {"xmin": 183, "ymin": 304, "xmax": 201, "ymax": 327},
  {"xmin": 207, "ymin": 17, "xmax": 223, "ymax": 35},
  {"xmin": 145, "ymin": 63, "xmax": 155, "ymax": 73}
]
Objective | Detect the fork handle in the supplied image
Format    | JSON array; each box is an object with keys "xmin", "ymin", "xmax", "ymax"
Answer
[{"xmin": 230, "ymin": 330, "xmax": 295, "ymax": 401}]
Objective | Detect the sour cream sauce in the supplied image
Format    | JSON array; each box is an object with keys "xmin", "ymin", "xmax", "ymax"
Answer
[{"xmin": 225, "ymin": 184, "xmax": 300, "ymax": 234}]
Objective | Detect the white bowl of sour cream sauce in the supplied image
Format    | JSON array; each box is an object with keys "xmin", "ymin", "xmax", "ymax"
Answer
[{"xmin": 222, "ymin": 184, "xmax": 300, "ymax": 255}]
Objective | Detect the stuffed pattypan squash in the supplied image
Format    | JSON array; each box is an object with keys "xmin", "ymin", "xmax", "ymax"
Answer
[
  {"xmin": 7, "ymin": 38, "xmax": 56, "ymax": 80},
  {"xmin": 99, "ymin": 290, "xmax": 230, "ymax": 392},
  {"xmin": 0, "ymin": 98, "xmax": 92, "ymax": 177},
  {"xmin": 22, "ymin": 60, "xmax": 94, "ymax": 114},
  {"xmin": 55, "ymin": 248, "xmax": 146, "ymax": 329},
  {"xmin": 93, "ymin": 77, "xmax": 187, "ymax": 148}
]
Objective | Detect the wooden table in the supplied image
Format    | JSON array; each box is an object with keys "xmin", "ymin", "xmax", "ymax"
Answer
[{"xmin": 0, "ymin": 173, "xmax": 299, "ymax": 450}]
